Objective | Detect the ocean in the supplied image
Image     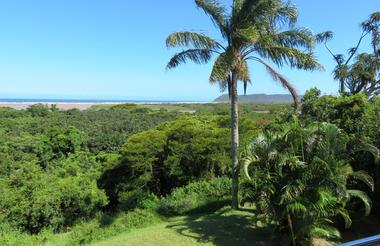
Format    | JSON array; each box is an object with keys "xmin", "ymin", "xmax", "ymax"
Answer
[{"xmin": 0, "ymin": 98, "xmax": 202, "ymax": 104}]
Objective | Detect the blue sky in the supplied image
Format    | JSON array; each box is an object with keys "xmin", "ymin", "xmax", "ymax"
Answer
[{"xmin": 0, "ymin": 0, "xmax": 378, "ymax": 101}]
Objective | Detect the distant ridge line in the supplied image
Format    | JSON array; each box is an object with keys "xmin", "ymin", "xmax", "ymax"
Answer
[{"xmin": 214, "ymin": 94, "xmax": 298, "ymax": 103}]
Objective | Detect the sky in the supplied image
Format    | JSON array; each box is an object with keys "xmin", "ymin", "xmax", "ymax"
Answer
[{"xmin": 0, "ymin": 0, "xmax": 378, "ymax": 101}]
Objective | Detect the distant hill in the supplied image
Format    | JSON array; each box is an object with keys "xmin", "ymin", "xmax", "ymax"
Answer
[{"xmin": 214, "ymin": 94, "xmax": 296, "ymax": 103}]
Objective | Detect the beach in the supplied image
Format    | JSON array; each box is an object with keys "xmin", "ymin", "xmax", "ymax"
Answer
[
  {"xmin": 0, "ymin": 101, "xmax": 211, "ymax": 111},
  {"xmin": 0, "ymin": 102, "xmax": 118, "ymax": 110}
]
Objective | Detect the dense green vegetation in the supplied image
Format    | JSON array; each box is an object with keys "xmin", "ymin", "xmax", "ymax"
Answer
[
  {"xmin": 0, "ymin": 0, "xmax": 379, "ymax": 246},
  {"xmin": 1, "ymin": 93, "xmax": 379, "ymax": 245},
  {"xmin": 0, "ymin": 102, "xmax": 273, "ymax": 245},
  {"xmin": 0, "ymin": 105, "xmax": 177, "ymax": 233}
]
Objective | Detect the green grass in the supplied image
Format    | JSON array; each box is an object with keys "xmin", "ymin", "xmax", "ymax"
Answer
[
  {"xmin": 90, "ymin": 208, "xmax": 273, "ymax": 246},
  {"xmin": 4, "ymin": 207, "xmax": 272, "ymax": 246}
]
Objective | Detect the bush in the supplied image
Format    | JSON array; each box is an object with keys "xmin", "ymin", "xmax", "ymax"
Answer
[
  {"xmin": 301, "ymin": 88, "xmax": 369, "ymax": 134},
  {"xmin": 118, "ymin": 191, "xmax": 159, "ymax": 211},
  {"xmin": 157, "ymin": 177, "xmax": 231, "ymax": 216},
  {"xmin": 99, "ymin": 116, "xmax": 236, "ymax": 208},
  {"xmin": 0, "ymin": 161, "xmax": 108, "ymax": 233},
  {"xmin": 26, "ymin": 104, "xmax": 51, "ymax": 117},
  {"xmin": 67, "ymin": 209, "xmax": 161, "ymax": 245},
  {"xmin": 0, "ymin": 223, "xmax": 54, "ymax": 246},
  {"xmin": 241, "ymin": 120, "xmax": 377, "ymax": 245}
]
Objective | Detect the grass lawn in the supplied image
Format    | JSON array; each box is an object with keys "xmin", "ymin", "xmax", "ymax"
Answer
[{"xmin": 91, "ymin": 208, "xmax": 273, "ymax": 246}]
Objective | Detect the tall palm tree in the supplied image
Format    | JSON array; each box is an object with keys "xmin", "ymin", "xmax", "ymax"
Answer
[{"xmin": 166, "ymin": 0, "xmax": 321, "ymax": 209}]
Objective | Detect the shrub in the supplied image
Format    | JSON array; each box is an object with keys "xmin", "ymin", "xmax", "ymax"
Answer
[
  {"xmin": 26, "ymin": 104, "xmax": 51, "ymax": 117},
  {"xmin": 0, "ymin": 161, "xmax": 108, "ymax": 233},
  {"xmin": 300, "ymin": 88, "xmax": 369, "ymax": 134},
  {"xmin": 118, "ymin": 191, "xmax": 159, "ymax": 211},
  {"xmin": 157, "ymin": 177, "xmax": 231, "ymax": 216},
  {"xmin": 67, "ymin": 209, "xmax": 161, "ymax": 245},
  {"xmin": 241, "ymin": 120, "xmax": 376, "ymax": 245},
  {"xmin": 0, "ymin": 223, "xmax": 54, "ymax": 246}
]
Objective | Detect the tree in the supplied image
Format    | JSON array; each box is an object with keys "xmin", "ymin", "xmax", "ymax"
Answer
[
  {"xmin": 99, "ymin": 116, "xmax": 244, "ymax": 208},
  {"xmin": 242, "ymin": 121, "xmax": 376, "ymax": 245},
  {"xmin": 317, "ymin": 12, "xmax": 380, "ymax": 97},
  {"xmin": 166, "ymin": 0, "xmax": 321, "ymax": 208}
]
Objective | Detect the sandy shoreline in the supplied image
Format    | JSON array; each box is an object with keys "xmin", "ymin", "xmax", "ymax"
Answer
[{"xmin": 0, "ymin": 101, "xmax": 211, "ymax": 110}]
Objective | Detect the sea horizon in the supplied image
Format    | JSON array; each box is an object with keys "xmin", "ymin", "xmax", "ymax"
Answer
[{"xmin": 0, "ymin": 98, "xmax": 209, "ymax": 104}]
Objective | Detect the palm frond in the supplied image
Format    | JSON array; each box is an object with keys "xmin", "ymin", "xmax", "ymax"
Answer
[
  {"xmin": 256, "ymin": 28, "xmax": 315, "ymax": 50},
  {"xmin": 337, "ymin": 208, "xmax": 352, "ymax": 228},
  {"xmin": 287, "ymin": 201, "xmax": 307, "ymax": 215},
  {"xmin": 281, "ymin": 180, "xmax": 306, "ymax": 203},
  {"xmin": 166, "ymin": 49, "xmax": 212, "ymax": 70},
  {"xmin": 254, "ymin": 59, "xmax": 301, "ymax": 113},
  {"xmin": 250, "ymin": 0, "xmax": 298, "ymax": 27},
  {"xmin": 347, "ymin": 189, "xmax": 372, "ymax": 216},
  {"xmin": 166, "ymin": 31, "xmax": 220, "ymax": 49},
  {"xmin": 315, "ymin": 31, "xmax": 334, "ymax": 44},
  {"xmin": 195, "ymin": 0, "xmax": 228, "ymax": 36},
  {"xmin": 255, "ymin": 45, "xmax": 323, "ymax": 70},
  {"xmin": 354, "ymin": 143, "xmax": 380, "ymax": 164},
  {"xmin": 310, "ymin": 219, "xmax": 341, "ymax": 240},
  {"xmin": 242, "ymin": 152, "xmax": 259, "ymax": 181},
  {"xmin": 209, "ymin": 52, "xmax": 235, "ymax": 83},
  {"xmin": 234, "ymin": 26, "xmax": 260, "ymax": 44},
  {"xmin": 237, "ymin": 60, "xmax": 251, "ymax": 86},
  {"xmin": 312, "ymin": 189, "xmax": 338, "ymax": 217},
  {"xmin": 350, "ymin": 171, "xmax": 375, "ymax": 192}
]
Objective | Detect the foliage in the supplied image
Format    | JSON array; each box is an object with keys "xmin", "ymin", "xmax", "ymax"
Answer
[
  {"xmin": 118, "ymin": 191, "xmax": 160, "ymax": 211},
  {"xmin": 67, "ymin": 209, "xmax": 161, "ymax": 245},
  {"xmin": 0, "ymin": 157, "xmax": 108, "ymax": 233},
  {"xmin": 99, "ymin": 116, "xmax": 257, "ymax": 209},
  {"xmin": 166, "ymin": 0, "xmax": 321, "ymax": 113},
  {"xmin": 157, "ymin": 177, "xmax": 231, "ymax": 216},
  {"xmin": 300, "ymin": 88, "xmax": 369, "ymax": 134},
  {"xmin": 0, "ymin": 209, "xmax": 162, "ymax": 246},
  {"xmin": 0, "ymin": 106, "xmax": 177, "ymax": 153},
  {"xmin": 166, "ymin": 0, "xmax": 322, "ymax": 209},
  {"xmin": 317, "ymin": 11, "xmax": 380, "ymax": 96},
  {"xmin": 0, "ymin": 106, "xmax": 178, "ymax": 234},
  {"xmin": 242, "ymin": 120, "xmax": 376, "ymax": 245},
  {"xmin": 26, "ymin": 103, "xmax": 53, "ymax": 117},
  {"xmin": 299, "ymin": 90, "xmax": 380, "ymax": 221}
]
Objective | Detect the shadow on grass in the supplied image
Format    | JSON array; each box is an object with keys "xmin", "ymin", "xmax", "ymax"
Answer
[{"xmin": 166, "ymin": 208, "xmax": 275, "ymax": 246}]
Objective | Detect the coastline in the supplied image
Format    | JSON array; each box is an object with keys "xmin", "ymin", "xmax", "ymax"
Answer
[{"xmin": 0, "ymin": 101, "xmax": 213, "ymax": 110}]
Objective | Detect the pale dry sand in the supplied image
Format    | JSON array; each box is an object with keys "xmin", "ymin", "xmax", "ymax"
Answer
[
  {"xmin": 0, "ymin": 101, "xmax": 210, "ymax": 111},
  {"xmin": 0, "ymin": 102, "xmax": 118, "ymax": 110}
]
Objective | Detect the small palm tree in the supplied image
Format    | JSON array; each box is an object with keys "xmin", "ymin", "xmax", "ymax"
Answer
[
  {"xmin": 242, "ymin": 121, "xmax": 376, "ymax": 245},
  {"xmin": 166, "ymin": 0, "xmax": 321, "ymax": 208}
]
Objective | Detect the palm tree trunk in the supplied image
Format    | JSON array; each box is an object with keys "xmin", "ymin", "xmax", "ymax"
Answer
[
  {"xmin": 230, "ymin": 71, "xmax": 239, "ymax": 209},
  {"xmin": 287, "ymin": 212, "xmax": 296, "ymax": 246},
  {"xmin": 340, "ymin": 79, "xmax": 345, "ymax": 95}
]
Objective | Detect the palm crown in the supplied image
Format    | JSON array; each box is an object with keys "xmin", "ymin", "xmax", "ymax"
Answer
[{"xmin": 166, "ymin": 0, "xmax": 322, "ymax": 112}]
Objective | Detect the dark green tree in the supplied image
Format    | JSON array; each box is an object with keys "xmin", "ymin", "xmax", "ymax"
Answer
[{"xmin": 242, "ymin": 121, "xmax": 376, "ymax": 245}]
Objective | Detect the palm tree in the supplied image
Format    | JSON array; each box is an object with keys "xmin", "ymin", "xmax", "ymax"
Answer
[
  {"xmin": 166, "ymin": 0, "xmax": 321, "ymax": 209},
  {"xmin": 316, "ymin": 11, "xmax": 380, "ymax": 96},
  {"xmin": 242, "ymin": 121, "xmax": 376, "ymax": 245}
]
